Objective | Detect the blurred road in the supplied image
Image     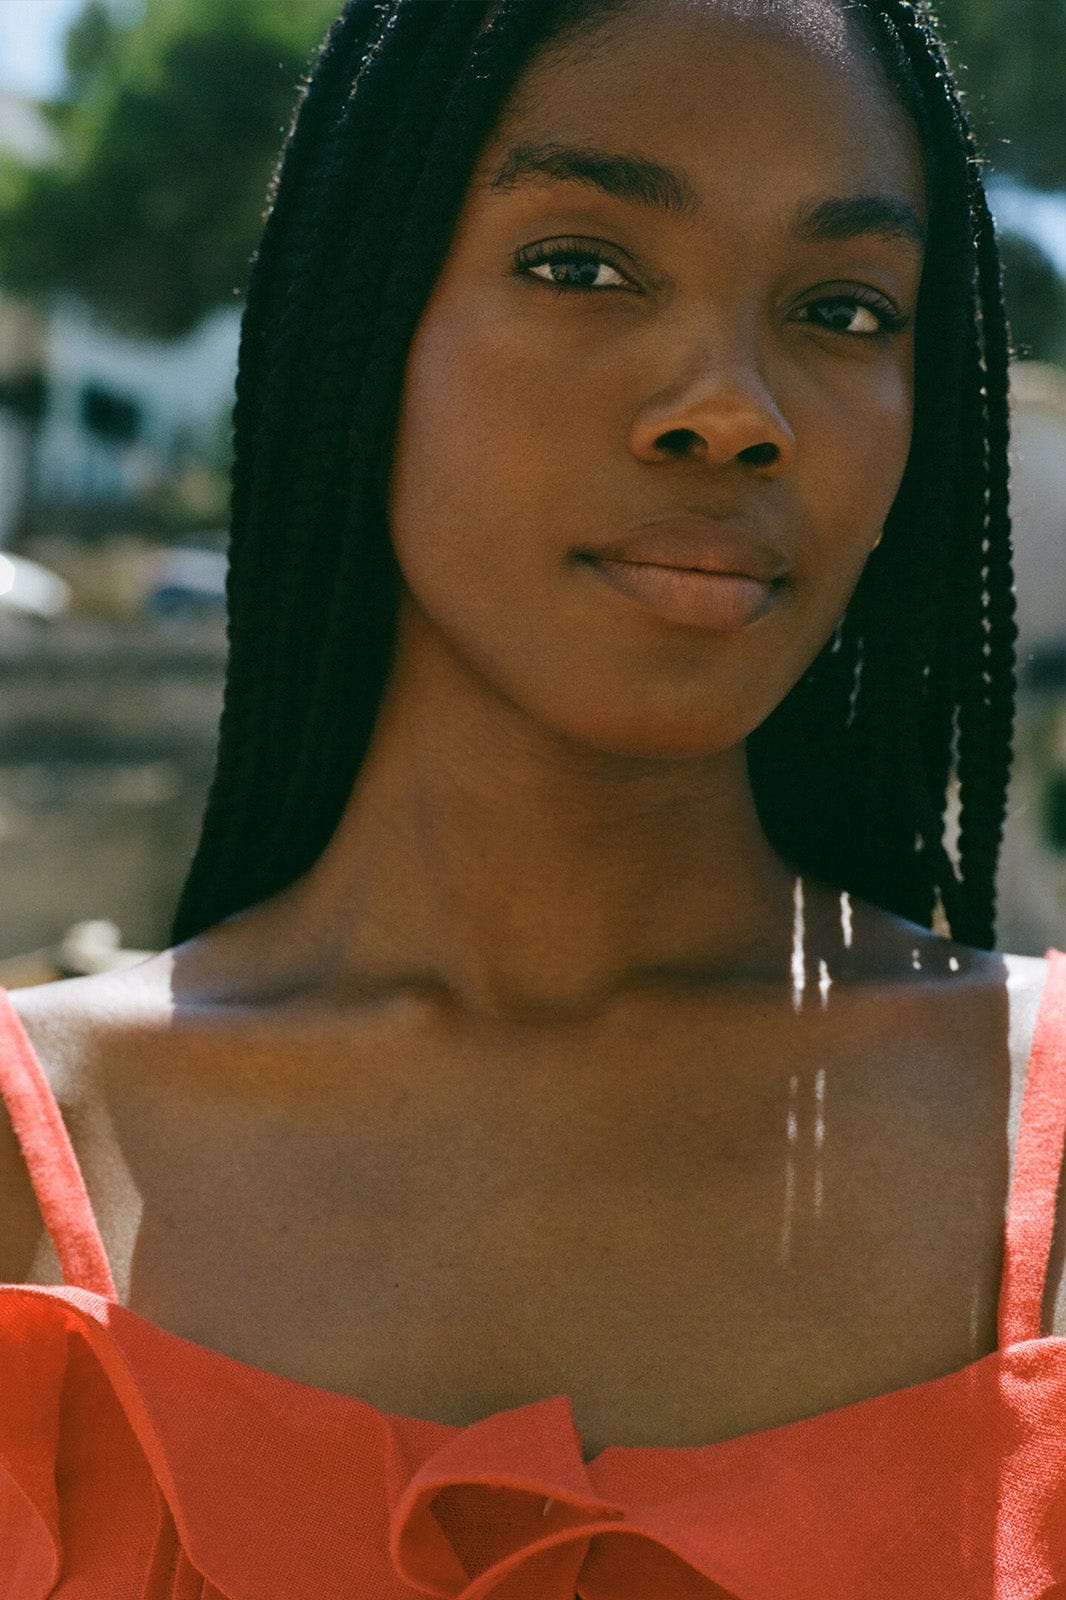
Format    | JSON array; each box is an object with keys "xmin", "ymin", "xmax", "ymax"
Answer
[{"xmin": 0, "ymin": 611, "xmax": 224, "ymax": 961}]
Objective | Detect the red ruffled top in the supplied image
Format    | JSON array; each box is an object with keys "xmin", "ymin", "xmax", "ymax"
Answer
[{"xmin": 1, "ymin": 957, "xmax": 1066, "ymax": 1599}]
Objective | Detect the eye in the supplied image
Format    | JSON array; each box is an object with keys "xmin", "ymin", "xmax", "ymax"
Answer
[
  {"xmin": 513, "ymin": 238, "xmax": 634, "ymax": 293},
  {"xmin": 795, "ymin": 291, "xmax": 909, "ymax": 339}
]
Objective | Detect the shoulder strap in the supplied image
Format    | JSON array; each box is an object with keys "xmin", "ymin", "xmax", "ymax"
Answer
[
  {"xmin": 0, "ymin": 988, "xmax": 116, "ymax": 1299},
  {"xmin": 998, "ymin": 949, "xmax": 1066, "ymax": 1347}
]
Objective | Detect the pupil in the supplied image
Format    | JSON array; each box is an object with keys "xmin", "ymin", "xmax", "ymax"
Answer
[{"xmin": 552, "ymin": 261, "xmax": 598, "ymax": 286}]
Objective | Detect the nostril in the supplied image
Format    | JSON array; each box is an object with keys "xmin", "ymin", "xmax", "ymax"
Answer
[
  {"xmin": 651, "ymin": 432, "xmax": 783, "ymax": 466},
  {"xmin": 739, "ymin": 442, "xmax": 781, "ymax": 467},
  {"xmin": 658, "ymin": 428, "xmax": 700, "ymax": 457}
]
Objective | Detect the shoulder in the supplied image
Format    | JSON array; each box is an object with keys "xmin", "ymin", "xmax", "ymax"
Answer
[
  {"xmin": 0, "ymin": 960, "xmax": 174, "ymax": 1288},
  {"xmin": 844, "ymin": 897, "xmax": 1053, "ymax": 1052},
  {"xmin": 5, "ymin": 957, "xmax": 177, "ymax": 1117},
  {"xmin": 920, "ymin": 945, "xmax": 1053, "ymax": 1146}
]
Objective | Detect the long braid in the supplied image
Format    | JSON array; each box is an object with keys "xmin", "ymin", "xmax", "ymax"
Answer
[
  {"xmin": 873, "ymin": 0, "xmax": 1016, "ymax": 946},
  {"xmin": 254, "ymin": 5, "xmax": 466, "ymax": 770},
  {"xmin": 852, "ymin": 0, "xmax": 986, "ymax": 932},
  {"xmin": 171, "ymin": 0, "xmax": 1017, "ymax": 952},
  {"xmin": 174, "ymin": 1, "xmax": 407, "ymax": 933},
  {"xmin": 954, "ymin": 190, "xmax": 1016, "ymax": 944}
]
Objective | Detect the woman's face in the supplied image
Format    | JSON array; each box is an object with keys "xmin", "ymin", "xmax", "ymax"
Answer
[{"xmin": 388, "ymin": 0, "xmax": 927, "ymax": 755}]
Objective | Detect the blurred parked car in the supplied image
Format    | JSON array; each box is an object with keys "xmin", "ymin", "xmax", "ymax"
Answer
[
  {"xmin": 0, "ymin": 551, "xmax": 73, "ymax": 621},
  {"xmin": 13, "ymin": 532, "xmax": 228, "ymax": 624},
  {"xmin": 144, "ymin": 545, "xmax": 227, "ymax": 623}
]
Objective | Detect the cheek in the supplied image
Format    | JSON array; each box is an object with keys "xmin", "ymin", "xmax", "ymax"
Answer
[
  {"xmin": 389, "ymin": 297, "xmax": 594, "ymax": 585},
  {"xmin": 387, "ymin": 305, "xmax": 544, "ymax": 667},
  {"xmin": 804, "ymin": 356, "xmax": 915, "ymax": 545},
  {"xmin": 779, "ymin": 357, "xmax": 915, "ymax": 659},
  {"xmin": 391, "ymin": 312, "xmax": 497, "ymax": 525},
  {"xmin": 854, "ymin": 352, "xmax": 915, "ymax": 491}
]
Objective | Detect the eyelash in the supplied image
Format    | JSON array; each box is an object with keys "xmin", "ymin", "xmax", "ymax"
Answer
[
  {"xmin": 512, "ymin": 238, "xmax": 910, "ymax": 339},
  {"xmin": 794, "ymin": 292, "xmax": 910, "ymax": 338},
  {"xmin": 513, "ymin": 238, "xmax": 636, "ymax": 294}
]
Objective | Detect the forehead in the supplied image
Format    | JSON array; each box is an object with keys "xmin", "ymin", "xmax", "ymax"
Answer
[{"xmin": 484, "ymin": 0, "xmax": 925, "ymax": 226}]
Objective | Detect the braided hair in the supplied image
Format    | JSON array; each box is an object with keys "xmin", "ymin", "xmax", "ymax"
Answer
[{"xmin": 170, "ymin": 0, "xmax": 1016, "ymax": 953}]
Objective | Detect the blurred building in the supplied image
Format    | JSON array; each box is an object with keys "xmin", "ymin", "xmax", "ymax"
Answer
[
  {"xmin": 0, "ymin": 288, "xmax": 240, "ymax": 547},
  {"xmin": 0, "ymin": 87, "xmax": 239, "ymax": 550},
  {"xmin": 29, "ymin": 296, "xmax": 239, "ymax": 530},
  {"xmin": 0, "ymin": 92, "xmax": 56, "ymax": 545},
  {"xmin": 0, "ymin": 295, "xmax": 46, "ymax": 545}
]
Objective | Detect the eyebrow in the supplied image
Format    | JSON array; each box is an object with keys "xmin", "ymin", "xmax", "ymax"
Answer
[
  {"xmin": 798, "ymin": 195, "xmax": 926, "ymax": 249},
  {"xmin": 489, "ymin": 141, "xmax": 701, "ymax": 222},
  {"xmin": 487, "ymin": 141, "xmax": 926, "ymax": 250}
]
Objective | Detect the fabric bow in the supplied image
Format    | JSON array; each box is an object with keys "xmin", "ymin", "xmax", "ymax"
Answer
[{"xmin": 386, "ymin": 1395, "xmax": 770, "ymax": 1599}]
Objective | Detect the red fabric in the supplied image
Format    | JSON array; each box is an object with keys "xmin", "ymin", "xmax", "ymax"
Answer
[{"xmin": 0, "ymin": 959, "xmax": 1065, "ymax": 1599}]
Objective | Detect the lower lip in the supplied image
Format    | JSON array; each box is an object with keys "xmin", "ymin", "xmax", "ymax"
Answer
[{"xmin": 583, "ymin": 557, "xmax": 782, "ymax": 631}]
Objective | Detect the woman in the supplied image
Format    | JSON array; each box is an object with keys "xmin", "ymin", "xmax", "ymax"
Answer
[{"xmin": 0, "ymin": 0, "xmax": 1062, "ymax": 1594}]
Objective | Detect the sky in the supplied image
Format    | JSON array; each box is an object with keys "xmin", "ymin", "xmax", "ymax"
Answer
[{"xmin": 0, "ymin": 0, "xmax": 86, "ymax": 100}]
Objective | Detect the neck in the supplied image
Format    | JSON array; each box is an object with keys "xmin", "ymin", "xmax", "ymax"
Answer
[{"xmin": 253, "ymin": 606, "xmax": 839, "ymax": 1020}]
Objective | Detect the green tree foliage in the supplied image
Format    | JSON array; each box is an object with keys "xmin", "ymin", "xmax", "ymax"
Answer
[
  {"xmin": 934, "ymin": 0, "xmax": 1066, "ymax": 189},
  {"xmin": 0, "ymin": 0, "xmax": 339, "ymax": 336},
  {"xmin": 64, "ymin": 0, "xmax": 121, "ymax": 93}
]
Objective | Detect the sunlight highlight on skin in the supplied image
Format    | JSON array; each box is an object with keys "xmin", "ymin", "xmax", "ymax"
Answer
[
  {"xmin": 782, "ymin": 1064, "xmax": 828, "ymax": 1250},
  {"xmin": 839, "ymin": 890, "xmax": 853, "ymax": 949},
  {"xmin": 781, "ymin": 1072, "xmax": 800, "ymax": 1262},
  {"xmin": 791, "ymin": 877, "xmax": 806, "ymax": 1013},
  {"xmin": 814, "ymin": 1068, "xmax": 826, "ymax": 1218}
]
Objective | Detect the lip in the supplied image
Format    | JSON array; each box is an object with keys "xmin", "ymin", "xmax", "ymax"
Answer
[
  {"xmin": 586, "ymin": 513, "xmax": 791, "ymax": 584},
  {"xmin": 577, "ymin": 512, "xmax": 789, "ymax": 632},
  {"xmin": 582, "ymin": 557, "xmax": 781, "ymax": 631}
]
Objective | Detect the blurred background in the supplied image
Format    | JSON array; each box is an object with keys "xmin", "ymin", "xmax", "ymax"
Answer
[{"xmin": 0, "ymin": 0, "xmax": 1062, "ymax": 983}]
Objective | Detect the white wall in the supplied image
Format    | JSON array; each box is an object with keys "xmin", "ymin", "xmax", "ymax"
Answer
[{"xmin": 34, "ymin": 296, "xmax": 241, "ymax": 505}]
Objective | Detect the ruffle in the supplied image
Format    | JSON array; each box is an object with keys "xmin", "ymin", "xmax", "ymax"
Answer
[{"xmin": 2, "ymin": 1284, "xmax": 1066, "ymax": 1600}]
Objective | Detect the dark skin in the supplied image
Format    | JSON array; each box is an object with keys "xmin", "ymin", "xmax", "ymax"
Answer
[{"xmin": 1, "ymin": 0, "xmax": 1060, "ymax": 1458}]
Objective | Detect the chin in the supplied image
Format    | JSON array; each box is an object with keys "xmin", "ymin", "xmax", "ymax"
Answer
[{"xmin": 532, "ymin": 698, "xmax": 759, "ymax": 761}]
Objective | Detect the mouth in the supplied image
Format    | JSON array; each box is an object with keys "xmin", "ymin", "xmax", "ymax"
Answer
[
  {"xmin": 576, "ymin": 512, "xmax": 790, "ymax": 632},
  {"xmin": 579, "ymin": 554, "xmax": 785, "ymax": 632}
]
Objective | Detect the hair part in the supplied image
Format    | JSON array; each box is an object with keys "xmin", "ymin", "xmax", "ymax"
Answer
[{"xmin": 171, "ymin": 0, "xmax": 1016, "ymax": 953}]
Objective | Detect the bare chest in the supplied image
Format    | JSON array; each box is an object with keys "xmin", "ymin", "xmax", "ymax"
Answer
[{"xmin": 54, "ymin": 987, "xmax": 1025, "ymax": 1457}]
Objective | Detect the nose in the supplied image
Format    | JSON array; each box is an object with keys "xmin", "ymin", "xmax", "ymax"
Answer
[{"xmin": 628, "ymin": 330, "xmax": 795, "ymax": 473}]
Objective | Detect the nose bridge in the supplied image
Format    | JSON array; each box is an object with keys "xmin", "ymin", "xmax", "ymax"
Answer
[
  {"xmin": 632, "ymin": 298, "xmax": 794, "ymax": 465},
  {"xmin": 672, "ymin": 298, "xmax": 779, "ymax": 413}
]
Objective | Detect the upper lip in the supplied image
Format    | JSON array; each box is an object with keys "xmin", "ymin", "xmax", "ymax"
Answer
[{"xmin": 585, "ymin": 512, "xmax": 790, "ymax": 584}]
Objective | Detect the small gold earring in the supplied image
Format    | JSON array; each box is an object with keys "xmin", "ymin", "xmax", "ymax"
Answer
[{"xmin": 871, "ymin": 529, "xmax": 884, "ymax": 550}]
